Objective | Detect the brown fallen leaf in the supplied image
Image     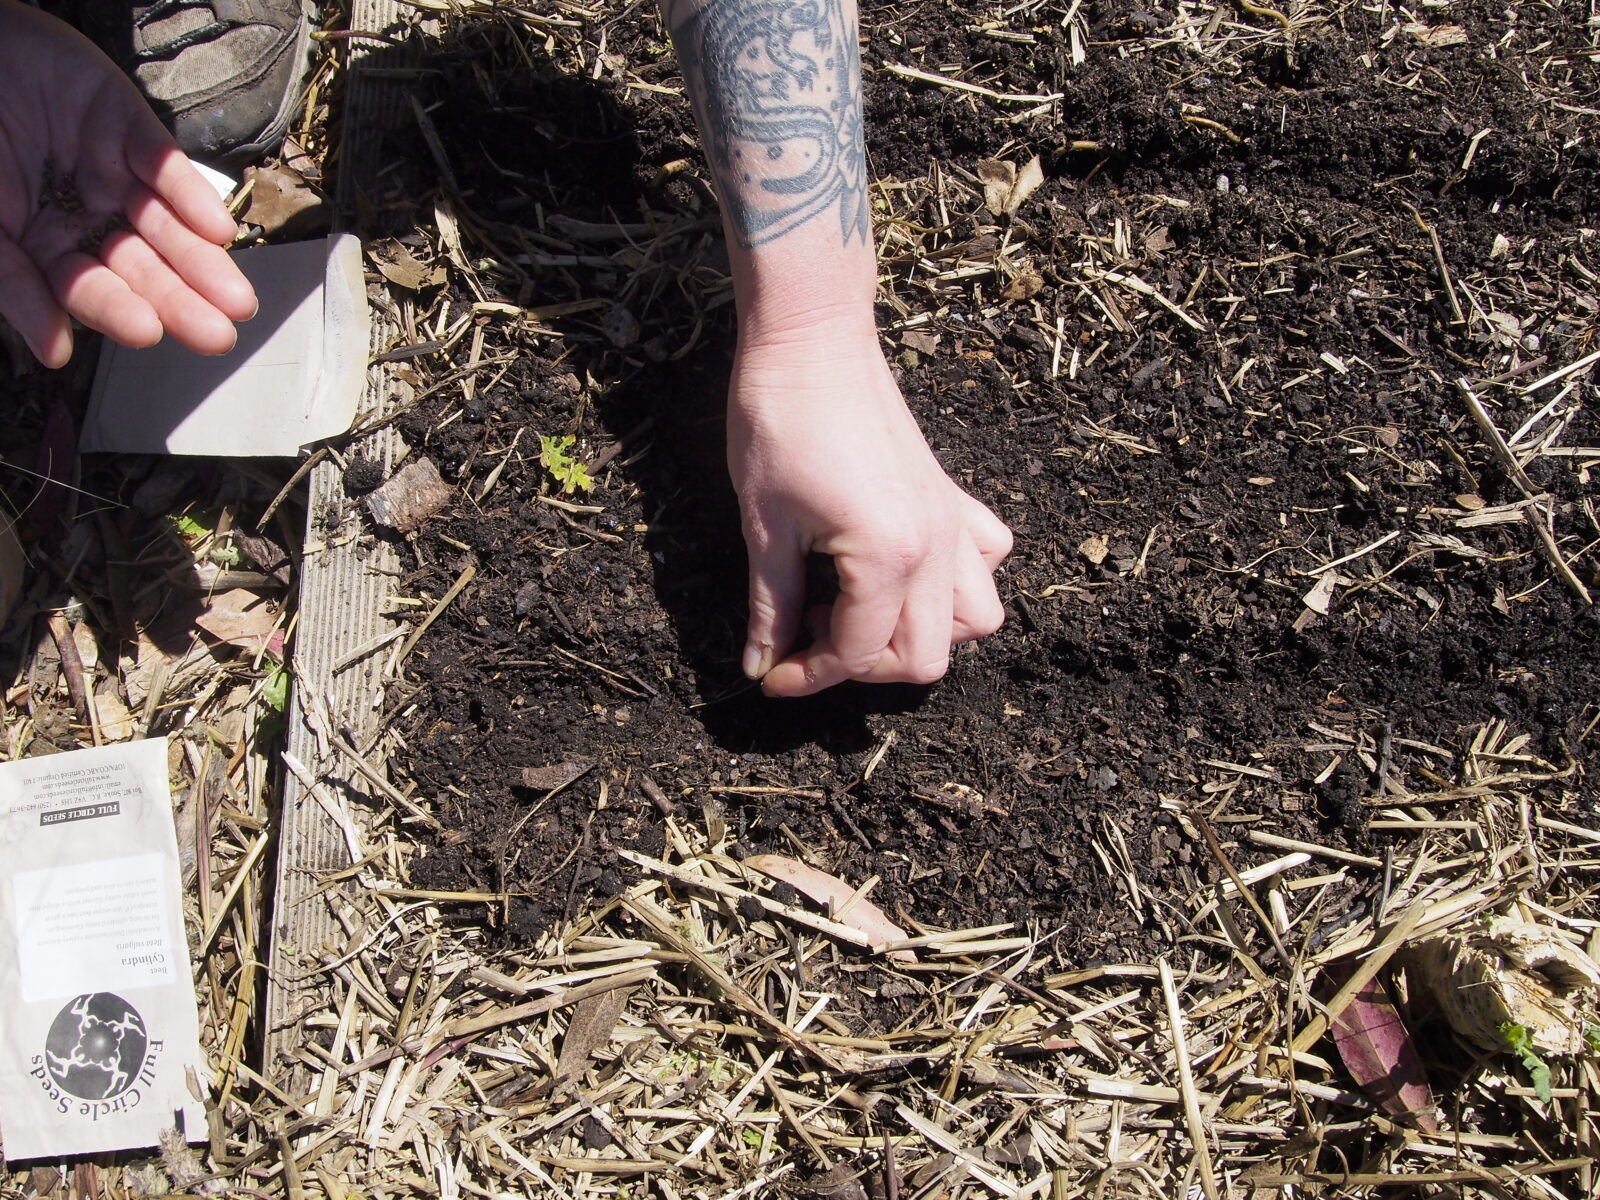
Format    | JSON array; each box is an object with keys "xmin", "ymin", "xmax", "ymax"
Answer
[
  {"xmin": 553, "ymin": 983, "xmax": 636, "ymax": 1088},
  {"xmin": 1007, "ymin": 156, "xmax": 1045, "ymax": 214},
  {"xmin": 977, "ymin": 155, "xmax": 1045, "ymax": 216},
  {"xmin": 370, "ymin": 241, "xmax": 446, "ymax": 292},
  {"xmin": 1403, "ymin": 22, "xmax": 1468, "ymax": 47},
  {"xmin": 194, "ymin": 588, "xmax": 282, "ymax": 654},
  {"xmin": 1329, "ymin": 969, "xmax": 1438, "ymax": 1131},
  {"xmin": 742, "ymin": 854, "xmax": 914, "ymax": 961},
  {"xmin": 243, "ymin": 163, "xmax": 327, "ymax": 238},
  {"xmin": 1001, "ymin": 269, "xmax": 1045, "ymax": 301},
  {"xmin": 520, "ymin": 760, "xmax": 595, "ymax": 791},
  {"xmin": 977, "ymin": 158, "xmax": 1016, "ymax": 216}
]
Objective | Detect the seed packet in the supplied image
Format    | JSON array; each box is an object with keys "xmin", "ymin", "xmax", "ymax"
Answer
[{"xmin": 0, "ymin": 739, "xmax": 205, "ymax": 1161}]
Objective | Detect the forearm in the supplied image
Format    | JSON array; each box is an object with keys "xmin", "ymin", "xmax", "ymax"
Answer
[{"xmin": 659, "ymin": 0, "xmax": 875, "ymax": 344}]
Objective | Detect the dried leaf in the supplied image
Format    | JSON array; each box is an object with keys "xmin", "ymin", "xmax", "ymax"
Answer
[
  {"xmin": 1143, "ymin": 225, "xmax": 1174, "ymax": 256},
  {"xmin": 800, "ymin": 1164, "xmax": 868, "ymax": 1200},
  {"xmin": 554, "ymin": 984, "xmax": 636, "ymax": 1086},
  {"xmin": 1002, "ymin": 269, "xmax": 1045, "ymax": 301},
  {"xmin": 742, "ymin": 854, "xmax": 913, "ymax": 959},
  {"xmin": 434, "ymin": 197, "xmax": 470, "ymax": 272},
  {"xmin": 601, "ymin": 304, "xmax": 641, "ymax": 348},
  {"xmin": 977, "ymin": 158, "xmax": 1016, "ymax": 215},
  {"xmin": 902, "ymin": 329, "xmax": 941, "ymax": 356},
  {"xmin": 1403, "ymin": 22, "xmax": 1468, "ymax": 47},
  {"xmin": 520, "ymin": 760, "xmax": 595, "ymax": 791},
  {"xmin": 243, "ymin": 164, "xmax": 327, "ymax": 238},
  {"xmin": 1330, "ymin": 971, "xmax": 1439, "ymax": 1131},
  {"xmin": 371, "ymin": 242, "xmax": 446, "ymax": 291},
  {"xmin": 1007, "ymin": 155, "xmax": 1045, "ymax": 214},
  {"xmin": 978, "ymin": 156, "xmax": 1045, "ymax": 217},
  {"xmin": 193, "ymin": 588, "xmax": 281, "ymax": 653}
]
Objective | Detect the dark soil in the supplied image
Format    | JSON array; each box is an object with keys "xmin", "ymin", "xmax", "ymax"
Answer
[{"xmin": 366, "ymin": 2, "xmax": 1599, "ymax": 958}]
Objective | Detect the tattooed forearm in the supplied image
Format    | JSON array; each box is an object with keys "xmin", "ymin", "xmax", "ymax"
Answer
[{"xmin": 662, "ymin": 0, "xmax": 869, "ymax": 248}]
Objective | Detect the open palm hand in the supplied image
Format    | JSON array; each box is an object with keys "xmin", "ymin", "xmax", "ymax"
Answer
[{"xmin": 0, "ymin": 0, "xmax": 256, "ymax": 367}]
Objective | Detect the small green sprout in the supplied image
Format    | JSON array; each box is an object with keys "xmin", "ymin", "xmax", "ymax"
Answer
[
  {"xmin": 171, "ymin": 514, "xmax": 209, "ymax": 540},
  {"xmin": 1501, "ymin": 1022, "xmax": 1553, "ymax": 1103},
  {"xmin": 1584, "ymin": 1024, "xmax": 1600, "ymax": 1055},
  {"xmin": 538, "ymin": 434, "xmax": 594, "ymax": 494},
  {"xmin": 170, "ymin": 512, "xmax": 240, "ymax": 565},
  {"xmin": 262, "ymin": 664, "xmax": 290, "ymax": 713}
]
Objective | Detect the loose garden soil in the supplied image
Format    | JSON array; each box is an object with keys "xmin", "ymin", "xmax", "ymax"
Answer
[{"xmin": 370, "ymin": 0, "xmax": 1599, "ymax": 960}]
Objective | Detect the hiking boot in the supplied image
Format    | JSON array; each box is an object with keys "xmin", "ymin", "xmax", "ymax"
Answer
[{"xmin": 127, "ymin": 0, "xmax": 314, "ymax": 166}]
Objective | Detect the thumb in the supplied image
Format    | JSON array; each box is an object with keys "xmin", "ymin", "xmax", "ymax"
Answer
[{"xmin": 743, "ymin": 531, "xmax": 805, "ymax": 680}]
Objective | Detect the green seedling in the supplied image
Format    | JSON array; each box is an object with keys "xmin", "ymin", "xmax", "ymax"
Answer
[
  {"xmin": 1584, "ymin": 1023, "xmax": 1600, "ymax": 1055},
  {"xmin": 1501, "ymin": 1022, "xmax": 1553, "ymax": 1103},
  {"xmin": 171, "ymin": 514, "xmax": 209, "ymax": 540},
  {"xmin": 262, "ymin": 664, "xmax": 290, "ymax": 713},
  {"xmin": 170, "ymin": 512, "xmax": 241, "ymax": 566},
  {"xmin": 538, "ymin": 434, "xmax": 594, "ymax": 494}
]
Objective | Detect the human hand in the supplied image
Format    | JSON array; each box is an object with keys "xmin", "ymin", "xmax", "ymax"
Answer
[
  {"xmin": 0, "ymin": 1, "xmax": 256, "ymax": 368},
  {"xmin": 729, "ymin": 327, "xmax": 1013, "ymax": 697}
]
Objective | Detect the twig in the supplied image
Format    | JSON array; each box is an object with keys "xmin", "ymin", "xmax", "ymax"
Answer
[
  {"xmin": 394, "ymin": 563, "xmax": 476, "ymax": 669},
  {"xmin": 884, "ymin": 62, "xmax": 1062, "ymax": 105}
]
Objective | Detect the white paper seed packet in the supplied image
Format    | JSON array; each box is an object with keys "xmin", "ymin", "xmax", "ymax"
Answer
[{"xmin": 0, "ymin": 740, "xmax": 205, "ymax": 1161}]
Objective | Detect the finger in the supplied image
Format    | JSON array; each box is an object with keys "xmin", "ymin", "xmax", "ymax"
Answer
[
  {"xmin": 951, "ymin": 542, "xmax": 1007, "ymax": 644},
  {"xmin": 124, "ymin": 121, "xmax": 240, "ymax": 247},
  {"xmin": 743, "ymin": 529, "xmax": 806, "ymax": 680},
  {"xmin": 125, "ymin": 188, "xmax": 256, "ymax": 322},
  {"xmin": 0, "ymin": 238, "xmax": 74, "ymax": 368},
  {"xmin": 879, "ymin": 569, "xmax": 955, "ymax": 684},
  {"xmin": 98, "ymin": 228, "xmax": 240, "ymax": 355},
  {"xmin": 965, "ymin": 496, "xmax": 1014, "ymax": 570},
  {"xmin": 763, "ymin": 553, "xmax": 913, "ymax": 697},
  {"xmin": 45, "ymin": 251, "xmax": 163, "ymax": 350}
]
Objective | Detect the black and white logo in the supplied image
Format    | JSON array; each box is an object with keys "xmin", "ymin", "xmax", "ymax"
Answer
[{"xmin": 43, "ymin": 993, "xmax": 149, "ymax": 1101}]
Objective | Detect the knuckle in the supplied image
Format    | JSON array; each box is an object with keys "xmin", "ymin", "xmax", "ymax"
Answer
[
  {"xmin": 876, "ymin": 537, "xmax": 928, "ymax": 578},
  {"xmin": 993, "ymin": 524, "xmax": 1015, "ymax": 559},
  {"xmin": 973, "ymin": 597, "xmax": 1006, "ymax": 637}
]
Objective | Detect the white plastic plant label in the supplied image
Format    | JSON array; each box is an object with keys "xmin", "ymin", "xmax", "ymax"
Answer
[{"xmin": 0, "ymin": 739, "xmax": 205, "ymax": 1161}]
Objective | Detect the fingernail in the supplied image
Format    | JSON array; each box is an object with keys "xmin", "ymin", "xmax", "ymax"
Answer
[{"xmin": 742, "ymin": 642, "xmax": 772, "ymax": 680}]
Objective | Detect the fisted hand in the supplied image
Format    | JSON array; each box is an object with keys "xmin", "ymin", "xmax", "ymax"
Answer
[
  {"xmin": 0, "ymin": 0, "xmax": 256, "ymax": 367},
  {"xmin": 728, "ymin": 327, "xmax": 1012, "ymax": 697}
]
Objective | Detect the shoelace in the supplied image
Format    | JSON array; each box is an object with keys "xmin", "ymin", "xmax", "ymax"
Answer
[{"xmin": 132, "ymin": 0, "xmax": 239, "ymax": 60}]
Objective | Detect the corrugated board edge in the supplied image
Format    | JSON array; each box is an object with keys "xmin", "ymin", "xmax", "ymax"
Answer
[{"xmin": 264, "ymin": 2, "xmax": 415, "ymax": 1088}]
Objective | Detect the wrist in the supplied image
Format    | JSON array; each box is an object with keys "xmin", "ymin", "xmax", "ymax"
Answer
[
  {"xmin": 727, "ymin": 223, "xmax": 877, "ymax": 344},
  {"xmin": 738, "ymin": 296, "xmax": 880, "ymax": 358}
]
